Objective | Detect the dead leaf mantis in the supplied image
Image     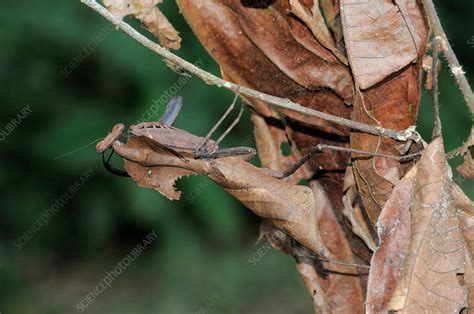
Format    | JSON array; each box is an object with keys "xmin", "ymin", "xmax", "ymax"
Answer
[
  {"xmin": 95, "ymin": 95, "xmax": 422, "ymax": 269},
  {"xmin": 97, "ymin": 94, "xmax": 256, "ymax": 176},
  {"xmin": 97, "ymin": 94, "xmax": 422, "ymax": 178}
]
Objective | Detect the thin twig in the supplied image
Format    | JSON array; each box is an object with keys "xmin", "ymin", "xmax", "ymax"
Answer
[
  {"xmin": 81, "ymin": 0, "xmax": 419, "ymax": 142},
  {"xmin": 421, "ymin": 0, "xmax": 474, "ymax": 117},
  {"xmin": 432, "ymin": 39, "xmax": 442, "ymax": 138}
]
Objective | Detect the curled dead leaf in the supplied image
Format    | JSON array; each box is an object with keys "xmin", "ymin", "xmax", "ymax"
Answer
[
  {"xmin": 120, "ymin": 137, "xmax": 198, "ymax": 200},
  {"xmin": 340, "ymin": 0, "xmax": 424, "ymax": 89},
  {"xmin": 350, "ymin": 66, "xmax": 427, "ymax": 225},
  {"xmin": 179, "ymin": 0, "xmax": 355, "ymax": 196},
  {"xmin": 342, "ymin": 166, "xmax": 377, "ymax": 251},
  {"xmin": 348, "ymin": 0, "xmax": 428, "ymax": 224},
  {"xmin": 458, "ymin": 150, "xmax": 474, "ymax": 180},
  {"xmin": 110, "ymin": 131, "xmax": 329, "ymax": 256},
  {"xmin": 296, "ymin": 261, "xmax": 331, "ymax": 313},
  {"xmin": 453, "ymin": 184, "xmax": 474, "ymax": 311},
  {"xmin": 309, "ymin": 181, "xmax": 365, "ymax": 313},
  {"xmin": 215, "ymin": 160, "xmax": 328, "ymax": 256},
  {"xmin": 366, "ymin": 166, "xmax": 417, "ymax": 314},
  {"xmin": 289, "ymin": 0, "xmax": 348, "ymax": 65},
  {"xmin": 319, "ymin": 0, "xmax": 344, "ymax": 49},
  {"xmin": 388, "ymin": 137, "xmax": 467, "ymax": 313},
  {"xmin": 104, "ymin": 0, "xmax": 181, "ymax": 49}
]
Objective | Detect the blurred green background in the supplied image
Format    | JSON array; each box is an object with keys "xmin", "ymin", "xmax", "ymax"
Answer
[{"xmin": 0, "ymin": 1, "xmax": 472, "ymax": 313}]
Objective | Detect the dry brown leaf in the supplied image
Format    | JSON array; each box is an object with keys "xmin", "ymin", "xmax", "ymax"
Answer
[
  {"xmin": 389, "ymin": 137, "xmax": 467, "ymax": 313},
  {"xmin": 251, "ymin": 113, "xmax": 283, "ymax": 169},
  {"xmin": 214, "ymin": 159, "xmax": 328, "ymax": 256},
  {"xmin": 349, "ymin": 0, "xmax": 428, "ymax": 224},
  {"xmin": 112, "ymin": 136, "xmax": 328, "ymax": 256},
  {"xmin": 346, "ymin": 0, "xmax": 428, "ymax": 224},
  {"xmin": 259, "ymin": 221, "xmax": 331, "ymax": 313},
  {"xmin": 289, "ymin": 0, "xmax": 348, "ymax": 65},
  {"xmin": 342, "ymin": 166, "xmax": 377, "ymax": 251},
  {"xmin": 103, "ymin": 0, "xmax": 158, "ymax": 19},
  {"xmin": 179, "ymin": 0, "xmax": 353, "ymax": 101},
  {"xmin": 140, "ymin": 5, "xmax": 181, "ymax": 50},
  {"xmin": 122, "ymin": 136, "xmax": 196, "ymax": 200},
  {"xmin": 296, "ymin": 261, "xmax": 331, "ymax": 313},
  {"xmin": 179, "ymin": 0, "xmax": 356, "ymax": 222},
  {"xmin": 310, "ymin": 181, "xmax": 365, "ymax": 313},
  {"xmin": 104, "ymin": 0, "xmax": 181, "ymax": 49},
  {"xmin": 458, "ymin": 150, "xmax": 474, "ymax": 180},
  {"xmin": 219, "ymin": 1, "xmax": 353, "ymax": 100},
  {"xmin": 319, "ymin": 0, "xmax": 344, "ymax": 48},
  {"xmin": 366, "ymin": 166, "xmax": 416, "ymax": 314},
  {"xmin": 453, "ymin": 183, "xmax": 474, "ymax": 311},
  {"xmin": 340, "ymin": 0, "xmax": 422, "ymax": 89},
  {"xmin": 464, "ymin": 257, "xmax": 474, "ymax": 313},
  {"xmin": 453, "ymin": 183, "xmax": 474, "ymax": 221}
]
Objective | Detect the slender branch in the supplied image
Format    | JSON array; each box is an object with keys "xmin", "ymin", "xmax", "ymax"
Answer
[
  {"xmin": 81, "ymin": 0, "xmax": 420, "ymax": 142},
  {"xmin": 421, "ymin": 0, "xmax": 474, "ymax": 117},
  {"xmin": 432, "ymin": 39, "xmax": 442, "ymax": 138}
]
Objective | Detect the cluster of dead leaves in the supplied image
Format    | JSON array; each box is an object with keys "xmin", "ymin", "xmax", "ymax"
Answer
[{"xmin": 97, "ymin": 0, "xmax": 474, "ymax": 313}]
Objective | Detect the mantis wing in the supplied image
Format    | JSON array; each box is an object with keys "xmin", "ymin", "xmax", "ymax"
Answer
[
  {"xmin": 159, "ymin": 96, "xmax": 183, "ymax": 126},
  {"xmin": 134, "ymin": 135, "xmax": 186, "ymax": 160}
]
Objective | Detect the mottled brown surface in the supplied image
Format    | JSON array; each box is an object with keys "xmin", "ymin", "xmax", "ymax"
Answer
[
  {"xmin": 310, "ymin": 181, "xmax": 365, "ymax": 313},
  {"xmin": 178, "ymin": 0, "xmax": 353, "ymax": 182},
  {"xmin": 91, "ymin": 0, "xmax": 474, "ymax": 312},
  {"xmin": 104, "ymin": 0, "xmax": 181, "ymax": 49},
  {"xmin": 366, "ymin": 166, "xmax": 416, "ymax": 313},
  {"xmin": 340, "ymin": 0, "xmax": 423, "ymax": 89},
  {"xmin": 349, "ymin": 1, "xmax": 429, "ymax": 224},
  {"xmin": 389, "ymin": 138, "xmax": 466, "ymax": 313},
  {"xmin": 454, "ymin": 184, "xmax": 474, "ymax": 312}
]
